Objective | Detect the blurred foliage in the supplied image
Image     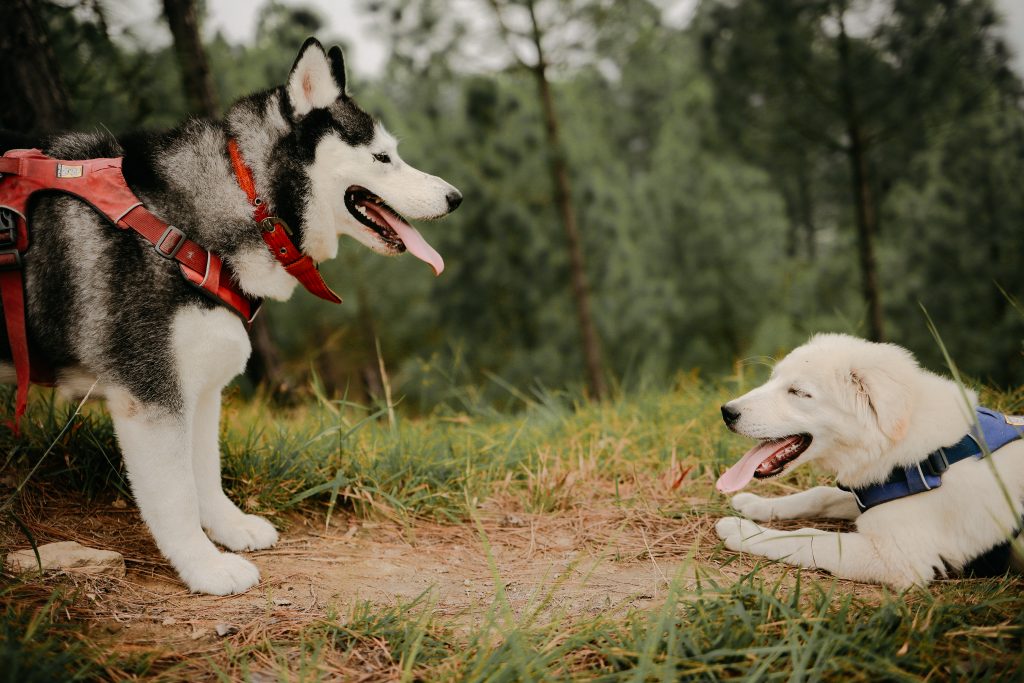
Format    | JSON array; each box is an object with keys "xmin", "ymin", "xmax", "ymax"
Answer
[{"xmin": 33, "ymin": 0, "xmax": 1024, "ymax": 406}]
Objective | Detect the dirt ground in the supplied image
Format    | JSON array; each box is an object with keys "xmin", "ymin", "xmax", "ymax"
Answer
[{"xmin": 2, "ymin": 491, "xmax": 755, "ymax": 644}]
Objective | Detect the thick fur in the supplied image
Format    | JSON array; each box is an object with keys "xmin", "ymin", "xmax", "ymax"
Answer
[
  {"xmin": 715, "ymin": 333, "xmax": 1024, "ymax": 589},
  {"xmin": 0, "ymin": 39, "xmax": 460, "ymax": 594}
]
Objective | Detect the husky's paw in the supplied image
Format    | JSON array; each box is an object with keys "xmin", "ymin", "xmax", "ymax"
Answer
[
  {"xmin": 730, "ymin": 492, "xmax": 774, "ymax": 521},
  {"xmin": 715, "ymin": 516, "xmax": 766, "ymax": 552},
  {"xmin": 206, "ymin": 514, "xmax": 279, "ymax": 552},
  {"xmin": 180, "ymin": 552, "xmax": 260, "ymax": 595}
]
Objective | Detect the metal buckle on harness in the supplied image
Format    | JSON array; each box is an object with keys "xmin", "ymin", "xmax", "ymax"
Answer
[
  {"xmin": 0, "ymin": 249, "xmax": 22, "ymax": 271},
  {"xmin": 0, "ymin": 208, "xmax": 16, "ymax": 248},
  {"xmin": 156, "ymin": 225, "xmax": 186, "ymax": 259},
  {"xmin": 260, "ymin": 216, "xmax": 293, "ymax": 236}
]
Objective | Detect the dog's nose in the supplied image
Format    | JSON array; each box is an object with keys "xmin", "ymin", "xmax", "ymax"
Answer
[
  {"xmin": 721, "ymin": 404, "xmax": 741, "ymax": 427},
  {"xmin": 446, "ymin": 190, "xmax": 463, "ymax": 212}
]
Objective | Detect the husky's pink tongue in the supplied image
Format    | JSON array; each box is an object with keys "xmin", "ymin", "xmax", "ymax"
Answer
[
  {"xmin": 366, "ymin": 203, "xmax": 444, "ymax": 276},
  {"xmin": 716, "ymin": 437, "xmax": 799, "ymax": 493}
]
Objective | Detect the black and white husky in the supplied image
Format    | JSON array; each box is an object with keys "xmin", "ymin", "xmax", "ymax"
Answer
[{"xmin": 0, "ymin": 39, "xmax": 461, "ymax": 594}]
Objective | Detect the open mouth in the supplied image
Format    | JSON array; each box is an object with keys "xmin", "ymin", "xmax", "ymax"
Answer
[
  {"xmin": 343, "ymin": 186, "xmax": 444, "ymax": 275},
  {"xmin": 345, "ymin": 186, "xmax": 408, "ymax": 251},
  {"xmin": 752, "ymin": 434, "xmax": 812, "ymax": 479},
  {"xmin": 716, "ymin": 434, "xmax": 812, "ymax": 493}
]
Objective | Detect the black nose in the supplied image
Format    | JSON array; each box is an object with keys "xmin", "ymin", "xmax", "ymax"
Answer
[
  {"xmin": 721, "ymin": 404, "xmax": 741, "ymax": 427},
  {"xmin": 446, "ymin": 190, "xmax": 463, "ymax": 212}
]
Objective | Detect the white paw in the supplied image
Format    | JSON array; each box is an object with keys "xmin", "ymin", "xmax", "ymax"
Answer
[
  {"xmin": 205, "ymin": 513, "xmax": 279, "ymax": 552},
  {"xmin": 715, "ymin": 516, "xmax": 766, "ymax": 552},
  {"xmin": 731, "ymin": 492, "xmax": 773, "ymax": 521},
  {"xmin": 179, "ymin": 552, "xmax": 260, "ymax": 595}
]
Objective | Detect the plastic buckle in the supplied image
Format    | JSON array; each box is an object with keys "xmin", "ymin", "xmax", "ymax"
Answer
[
  {"xmin": 926, "ymin": 449, "xmax": 950, "ymax": 476},
  {"xmin": 155, "ymin": 225, "xmax": 186, "ymax": 259},
  {"xmin": 0, "ymin": 209, "xmax": 16, "ymax": 248},
  {"xmin": 0, "ymin": 249, "xmax": 22, "ymax": 272}
]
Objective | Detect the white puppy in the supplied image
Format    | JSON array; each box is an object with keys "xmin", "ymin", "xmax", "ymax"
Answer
[{"xmin": 714, "ymin": 333, "xmax": 1024, "ymax": 589}]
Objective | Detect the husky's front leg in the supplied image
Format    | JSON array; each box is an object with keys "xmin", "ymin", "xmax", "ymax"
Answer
[
  {"xmin": 730, "ymin": 487, "xmax": 860, "ymax": 522},
  {"xmin": 192, "ymin": 387, "xmax": 278, "ymax": 551},
  {"xmin": 110, "ymin": 390, "xmax": 260, "ymax": 595}
]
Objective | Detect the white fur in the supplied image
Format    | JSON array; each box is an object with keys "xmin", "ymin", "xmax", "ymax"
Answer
[
  {"xmin": 716, "ymin": 333, "xmax": 1024, "ymax": 589},
  {"xmin": 106, "ymin": 306, "xmax": 276, "ymax": 595},
  {"xmin": 302, "ymin": 123, "xmax": 459, "ymax": 262},
  {"xmin": 287, "ymin": 45, "xmax": 341, "ymax": 116},
  {"xmin": 226, "ymin": 245, "xmax": 298, "ymax": 300}
]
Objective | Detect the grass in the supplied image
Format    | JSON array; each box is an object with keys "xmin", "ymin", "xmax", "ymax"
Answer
[{"xmin": 1, "ymin": 371, "xmax": 1022, "ymax": 681}]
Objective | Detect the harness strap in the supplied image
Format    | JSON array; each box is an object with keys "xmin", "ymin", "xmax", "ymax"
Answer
[
  {"xmin": 840, "ymin": 407, "xmax": 1024, "ymax": 512},
  {"xmin": 0, "ymin": 268, "xmax": 28, "ymax": 433},
  {"xmin": 226, "ymin": 139, "xmax": 342, "ymax": 304}
]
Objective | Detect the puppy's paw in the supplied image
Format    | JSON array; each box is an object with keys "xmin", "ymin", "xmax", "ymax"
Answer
[
  {"xmin": 180, "ymin": 552, "xmax": 260, "ymax": 595},
  {"xmin": 715, "ymin": 516, "xmax": 766, "ymax": 552},
  {"xmin": 206, "ymin": 513, "xmax": 279, "ymax": 552},
  {"xmin": 730, "ymin": 492, "xmax": 773, "ymax": 521}
]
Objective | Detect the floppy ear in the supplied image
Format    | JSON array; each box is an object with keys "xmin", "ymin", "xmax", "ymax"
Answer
[
  {"xmin": 850, "ymin": 366, "xmax": 912, "ymax": 442},
  {"xmin": 327, "ymin": 45, "xmax": 347, "ymax": 94},
  {"xmin": 286, "ymin": 37, "xmax": 341, "ymax": 117}
]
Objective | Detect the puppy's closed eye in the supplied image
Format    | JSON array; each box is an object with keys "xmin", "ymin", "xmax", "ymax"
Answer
[{"xmin": 788, "ymin": 387, "xmax": 812, "ymax": 399}]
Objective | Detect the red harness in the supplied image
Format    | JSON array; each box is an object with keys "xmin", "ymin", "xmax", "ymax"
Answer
[{"xmin": 0, "ymin": 142, "xmax": 341, "ymax": 431}]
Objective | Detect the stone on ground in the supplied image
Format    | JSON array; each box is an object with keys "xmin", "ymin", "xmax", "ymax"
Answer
[{"xmin": 4, "ymin": 540, "xmax": 125, "ymax": 578}]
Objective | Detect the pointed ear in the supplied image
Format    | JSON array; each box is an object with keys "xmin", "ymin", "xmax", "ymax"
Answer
[
  {"xmin": 850, "ymin": 366, "xmax": 912, "ymax": 442},
  {"xmin": 327, "ymin": 45, "xmax": 347, "ymax": 94},
  {"xmin": 286, "ymin": 37, "xmax": 340, "ymax": 117}
]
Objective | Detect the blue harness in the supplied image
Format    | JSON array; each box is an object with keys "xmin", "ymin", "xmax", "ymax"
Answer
[{"xmin": 839, "ymin": 407, "xmax": 1024, "ymax": 513}]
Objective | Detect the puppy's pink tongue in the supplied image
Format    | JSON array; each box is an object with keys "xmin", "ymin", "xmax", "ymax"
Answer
[{"xmin": 716, "ymin": 441, "xmax": 779, "ymax": 493}]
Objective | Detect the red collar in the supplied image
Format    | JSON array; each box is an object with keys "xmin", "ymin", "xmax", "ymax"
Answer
[{"xmin": 226, "ymin": 139, "xmax": 342, "ymax": 304}]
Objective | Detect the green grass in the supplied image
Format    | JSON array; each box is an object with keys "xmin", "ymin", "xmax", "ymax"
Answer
[
  {"xmin": 147, "ymin": 572, "xmax": 1024, "ymax": 681},
  {"xmin": 1, "ymin": 373, "xmax": 1023, "ymax": 681}
]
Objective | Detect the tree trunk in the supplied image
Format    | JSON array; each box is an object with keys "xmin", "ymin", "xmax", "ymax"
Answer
[
  {"xmin": 0, "ymin": 0, "xmax": 73, "ymax": 133},
  {"xmin": 795, "ymin": 154, "xmax": 816, "ymax": 260},
  {"xmin": 836, "ymin": 8, "xmax": 884, "ymax": 341},
  {"xmin": 162, "ymin": 0, "xmax": 219, "ymax": 118},
  {"xmin": 525, "ymin": 1, "xmax": 607, "ymax": 400}
]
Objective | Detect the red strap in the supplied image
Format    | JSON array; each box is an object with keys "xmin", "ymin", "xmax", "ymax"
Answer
[
  {"xmin": 226, "ymin": 139, "xmax": 342, "ymax": 304},
  {"xmin": 0, "ymin": 157, "xmax": 21, "ymax": 175},
  {"xmin": 117, "ymin": 206, "xmax": 259, "ymax": 324},
  {"xmin": 0, "ymin": 269, "xmax": 28, "ymax": 434},
  {"xmin": 117, "ymin": 205, "xmax": 209, "ymax": 273}
]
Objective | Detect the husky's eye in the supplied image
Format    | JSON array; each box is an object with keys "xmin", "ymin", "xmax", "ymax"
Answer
[
  {"xmin": 372, "ymin": 152, "xmax": 391, "ymax": 163},
  {"xmin": 788, "ymin": 387, "xmax": 812, "ymax": 399}
]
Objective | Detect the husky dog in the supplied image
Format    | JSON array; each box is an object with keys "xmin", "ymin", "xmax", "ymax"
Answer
[
  {"xmin": 714, "ymin": 334, "xmax": 1024, "ymax": 589},
  {"xmin": 0, "ymin": 39, "xmax": 461, "ymax": 594}
]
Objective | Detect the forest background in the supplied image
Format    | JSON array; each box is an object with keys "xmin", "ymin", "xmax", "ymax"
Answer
[{"xmin": 4, "ymin": 0, "xmax": 1023, "ymax": 408}]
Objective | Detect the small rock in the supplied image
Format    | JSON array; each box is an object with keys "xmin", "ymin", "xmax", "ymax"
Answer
[
  {"xmin": 4, "ymin": 541, "xmax": 125, "ymax": 578},
  {"xmin": 111, "ymin": 498, "xmax": 127, "ymax": 509},
  {"xmin": 161, "ymin": 617, "xmax": 176, "ymax": 626},
  {"xmin": 215, "ymin": 623, "xmax": 239, "ymax": 637},
  {"xmin": 273, "ymin": 598, "xmax": 292, "ymax": 607},
  {"xmin": 501, "ymin": 514, "xmax": 526, "ymax": 527}
]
